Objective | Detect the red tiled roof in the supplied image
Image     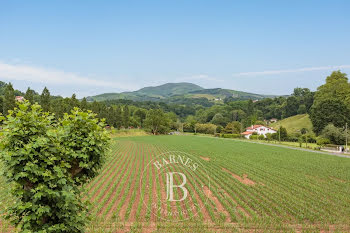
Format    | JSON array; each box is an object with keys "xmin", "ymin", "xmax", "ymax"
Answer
[
  {"xmin": 241, "ymin": 131, "xmax": 253, "ymax": 135},
  {"xmin": 246, "ymin": 125, "xmax": 264, "ymax": 130}
]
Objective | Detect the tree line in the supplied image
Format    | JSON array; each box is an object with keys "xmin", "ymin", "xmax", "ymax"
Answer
[{"xmin": 1, "ymin": 70, "xmax": 349, "ymax": 144}]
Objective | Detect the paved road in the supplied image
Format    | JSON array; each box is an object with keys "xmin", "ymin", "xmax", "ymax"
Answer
[{"xmin": 191, "ymin": 134, "xmax": 350, "ymax": 159}]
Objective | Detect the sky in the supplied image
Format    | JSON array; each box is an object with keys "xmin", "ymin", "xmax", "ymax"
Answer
[{"xmin": 0, "ymin": 0, "xmax": 350, "ymax": 97}]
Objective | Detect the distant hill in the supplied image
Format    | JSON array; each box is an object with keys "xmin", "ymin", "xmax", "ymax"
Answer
[
  {"xmin": 87, "ymin": 82, "xmax": 277, "ymax": 103},
  {"xmin": 186, "ymin": 88, "xmax": 276, "ymax": 101},
  {"xmin": 137, "ymin": 82, "xmax": 203, "ymax": 97},
  {"xmin": 270, "ymin": 114, "xmax": 313, "ymax": 134}
]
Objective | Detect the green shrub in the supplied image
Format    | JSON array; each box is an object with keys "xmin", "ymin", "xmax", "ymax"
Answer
[
  {"xmin": 0, "ymin": 101, "xmax": 110, "ymax": 232},
  {"xmin": 316, "ymin": 137, "xmax": 331, "ymax": 146},
  {"xmin": 221, "ymin": 134, "xmax": 240, "ymax": 138},
  {"xmin": 258, "ymin": 135, "xmax": 265, "ymax": 140},
  {"xmin": 250, "ymin": 135, "xmax": 258, "ymax": 140}
]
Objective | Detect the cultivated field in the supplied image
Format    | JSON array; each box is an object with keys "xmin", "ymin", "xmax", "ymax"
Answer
[{"xmin": 1, "ymin": 135, "xmax": 350, "ymax": 232}]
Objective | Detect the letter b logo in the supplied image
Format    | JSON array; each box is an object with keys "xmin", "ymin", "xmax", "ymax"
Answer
[{"xmin": 166, "ymin": 172, "xmax": 188, "ymax": 202}]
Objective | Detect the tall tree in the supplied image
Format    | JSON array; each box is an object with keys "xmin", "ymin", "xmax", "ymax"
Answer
[
  {"xmin": 310, "ymin": 99, "xmax": 350, "ymax": 135},
  {"xmin": 40, "ymin": 87, "xmax": 51, "ymax": 112},
  {"xmin": 80, "ymin": 97, "xmax": 88, "ymax": 110},
  {"xmin": 144, "ymin": 109, "xmax": 170, "ymax": 134},
  {"xmin": 115, "ymin": 105, "xmax": 122, "ymax": 129},
  {"xmin": 3, "ymin": 82, "xmax": 16, "ymax": 115},
  {"xmin": 123, "ymin": 105, "xmax": 130, "ymax": 128},
  {"xmin": 24, "ymin": 87, "xmax": 35, "ymax": 104},
  {"xmin": 134, "ymin": 108, "xmax": 146, "ymax": 127},
  {"xmin": 314, "ymin": 71, "xmax": 350, "ymax": 105},
  {"xmin": 310, "ymin": 71, "xmax": 350, "ymax": 134},
  {"xmin": 70, "ymin": 94, "xmax": 80, "ymax": 108}
]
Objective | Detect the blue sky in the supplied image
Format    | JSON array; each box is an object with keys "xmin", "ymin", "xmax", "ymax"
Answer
[{"xmin": 0, "ymin": 0, "xmax": 350, "ymax": 97}]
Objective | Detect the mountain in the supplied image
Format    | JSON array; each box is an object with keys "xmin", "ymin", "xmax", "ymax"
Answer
[
  {"xmin": 86, "ymin": 82, "xmax": 277, "ymax": 103},
  {"xmin": 137, "ymin": 82, "xmax": 203, "ymax": 97}
]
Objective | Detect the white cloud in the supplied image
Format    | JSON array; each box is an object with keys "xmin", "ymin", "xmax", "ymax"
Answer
[
  {"xmin": 233, "ymin": 65, "xmax": 350, "ymax": 77},
  {"xmin": 0, "ymin": 61, "xmax": 137, "ymax": 91}
]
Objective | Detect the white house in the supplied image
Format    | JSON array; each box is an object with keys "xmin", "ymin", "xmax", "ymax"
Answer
[{"xmin": 241, "ymin": 125, "xmax": 277, "ymax": 139}]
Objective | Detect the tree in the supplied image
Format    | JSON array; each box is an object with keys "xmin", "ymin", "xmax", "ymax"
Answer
[
  {"xmin": 70, "ymin": 94, "xmax": 80, "ymax": 108},
  {"xmin": 313, "ymin": 71, "xmax": 350, "ymax": 106},
  {"xmin": 24, "ymin": 87, "xmax": 35, "ymax": 104},
  {"xmin": 297, "ymin": 104, "xmax": 307, "ymax": 114},
  {"xmin": 274, "ymin": 126, "xmax": 288, "ymax": 141},
  {"xmin": 3, "ymin": 84, "xmax": 16, "ymax": 114},
  {"xmin": 210, "ymin": 113, "xmax": 228, "ymax": 127},
  {"xmin": 106, "ymin": 106, "xmax": 117, "ymax": 127},
  {"xmin": 224, "ymin": 121, "xmax": 242, "ymax": 134},
  {"xmin": 230, "ymin": 110, "xmax": 246, "ymax": 122},
  {"xmin": 144, "ymin": 109, "xmax": 170, "ymax": 134},
  {"xmin": 282, "ymin": 96, "xmax": 299, "ymax": 118},
  {"xmin": 321, "ymin": 124, "xmax": 346, "ymax": 145},
  {"xmin": 40, "ymin": 87, "xmax": 51, "ymax": 112},
  {"xmin": 310, "ymin": 99, "xmax": 350, "ymax": 135},
  {"xmin": 80, "ymin": 97, "xmax": 88, "ymax": 110},
  {"xmin": 115, "ymin": 106, "xmax": 122, "ymax": 129},
  {"xmin": 0, "ymin": 101, "xmax": 109, "ymax": 232},
  {"xmin": 184, "ymin": 115, "xmax": 197, "ymax": 132},
  {"xmin": 134, "ymin": 109, "xmax": 147, "ymax": 127},
  {"xmin": 310, "ymin": 71, "xmax": 350, "ymax": 135},
  {"xmin": 122, "ymin": 105, "xmax": 130, "ymax": 128},
  {"xmin": 3, "ymin": 83, "xmax": 16, "ymax": 115}
]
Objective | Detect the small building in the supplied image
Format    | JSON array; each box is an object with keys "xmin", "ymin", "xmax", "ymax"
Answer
[
  {"xmin": 270, "ymin": 118, "xmax": 278, "ymax": 123},
  {"xmin": 15, "ymin": 96, "xmax": 25, "ymax": 102},
  {"xmin": 241, "ymin": 125, "xmax": 277, "ymax": 139}
]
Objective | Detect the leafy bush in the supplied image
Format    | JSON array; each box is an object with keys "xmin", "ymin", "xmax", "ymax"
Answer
[
  {"xmin": 316, "ymin": 136, "xmax": 331, "ymax": 146},
  {"xmin": 221, "ymin": 134, "xmax": 240, "ymax": 138},
  {"xmin": 195, "ymin": 123, "xmax": 217, "ymax": 134},
  {"xmin": 321, "ymin": 124, "xmax": 346, "ymax": 145},
  {"xmin": 250, "ymin": 135, "xmax": 258, "ymax": 140},
  {"xmin": 0, "ymin": 101, "xmax": 110, "ymax": 232},
  {"xmin": 258, "ymin": 135, "xmax": 265, "ymax": 140}
]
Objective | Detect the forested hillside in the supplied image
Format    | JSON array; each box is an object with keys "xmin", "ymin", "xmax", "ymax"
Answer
[
  {"xmin": 0, "ymin": 71, "xmax": 349, "ymax": 145},
  {"xmin": 86, "ymin": 82, "xmax": 275, "ymax": 103}
]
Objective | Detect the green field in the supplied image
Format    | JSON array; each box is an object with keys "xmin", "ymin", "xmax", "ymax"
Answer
[
  {"xmin": 271, "ymin": 114, "xmax": 313, "ymax": 134},
  {"xmin": 1, "ymin": 135, "xmax": 350, "ymax": 232}
]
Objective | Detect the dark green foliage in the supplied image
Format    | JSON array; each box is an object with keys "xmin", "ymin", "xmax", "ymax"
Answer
[
  {"xmin": 122, "ymin": 105, "xmax": 130, "ymax": 128},
  {"xmin": 24, "ymin": 87, "xmax": 35, "ymax": 104},
  {"xmin": 310, "ymin": 71, "xmax": 350, "ymax": 135},
  {"xmin": 321, "ymin": 124, "xmax": 346, "ymax": 145},
  {"xmin": 70, "ymin": 94, "xmax": 80, "ymax": 108},
  {"xmin": 0, "ymin": 101, "xmax": 110, "ymax": 232},
  {"xmin": 210, "ymin": 113, "xmax": 228, "ymax": 127},
  {"xmin": 80, "ymin": 97, "xmax": 88, "ymax": 110},
  {"xmin": 133, "ymin": 109, "xmax": 147, "ymax": 127},
  {"xmin": 144, "ymin": 109, "xmax": 170, "ymax": 134},
  {"xmin": 115, "ymin": 105, "xmax": 122, "ymax": 129},
  {"xmin": 272, "ymin": 126, "xmax": 288, "ymax": 141},
  {"xmin": 3, "ymin": 82, "xmax": 16, "ymax": 115},
  {"xmin": 224, "ymin": 121, "xmax": 242, "ymax": 134},
  {"xmin": 40, "ymin": 87, "xmax": 51, "ymax": 112},
  {"xmin": 310, "ymin": 99, "xmax": 350, "ymax": 135}
]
